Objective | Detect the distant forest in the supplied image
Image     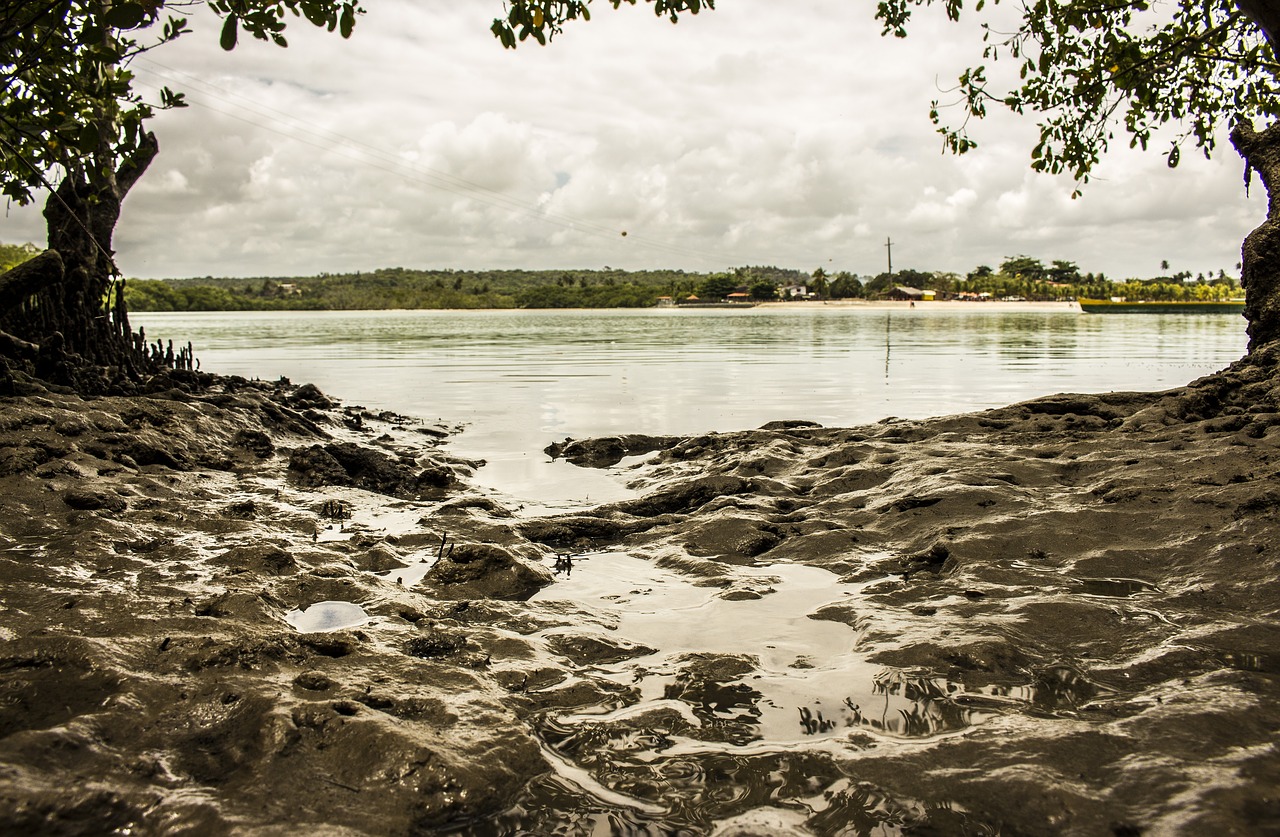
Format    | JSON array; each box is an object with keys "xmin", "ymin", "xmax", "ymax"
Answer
[
  {"xmin": 122, "ymin": 266, "xmax": 808, "ymax": 311},
  {"xmin": 120, "ymin": 257, "xmax": 1242, "ymax": 311},
  {"xmin": 0, "ymin": 243, "xmax": 1244, "ymax": 311}
]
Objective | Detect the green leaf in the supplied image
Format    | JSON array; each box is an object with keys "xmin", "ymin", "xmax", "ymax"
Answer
[
  {"xmin": 301, "ymin": 3, "xmax": 329, "ymax": 26},
  {"xmin": 220, "ymin": 14, "xmax": 239, "ymax": 51},
  {"xmin": 340, "ymin": 5, "xmax": 355, "ymax": 38},
  {"xmin": 76, "ymin": 124, "xmax": 101, "ymax": 153},
  {"xmin": 104, "ymin": 3, "xmax": 147, "ymax": 30}
]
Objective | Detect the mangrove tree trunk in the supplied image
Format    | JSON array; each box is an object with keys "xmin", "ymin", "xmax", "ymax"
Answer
[
  {"xmin": 0, "ymin": 131, "xmax": 159, "ymax": 377},
  {"xmin": 1231, "ymin": 120, "xmax": 1280, "ymax": 354}
]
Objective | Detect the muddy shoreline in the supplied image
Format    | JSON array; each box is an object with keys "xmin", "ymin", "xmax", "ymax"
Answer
[{"xmin": 1, "ymin": 351, "xmax": 1278, "ymax": 835}]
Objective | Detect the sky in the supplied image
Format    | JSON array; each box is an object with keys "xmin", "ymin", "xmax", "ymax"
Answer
[{"xmin": 0, "ymin": 0, "xmax": 1265, "ymax": 280}]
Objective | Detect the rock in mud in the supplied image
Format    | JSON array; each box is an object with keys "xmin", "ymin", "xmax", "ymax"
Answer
[
  {"xmin": 354, "ymin": 544, "xmax": 409, "ymax": 573},
  {"xmin": 683, "ymin": 515, "xmax": 784, "ymax": 562},
  {"xmin": 212, "ymin": 543, "xmax": 297, "ymax": 576},
  {"xmin": 286, "ymin": 382, "xmax": 334, "ymax": 410},
  {"xmin": 517, "ymin": 514, "xmax": 638, "ymax": 548},
  {"xmin": 404, "ymin": 628, "xmax": 468, "ymax": 659},
  {"xmin": 232, "ymin": 428, "xmax": 274, "ymax": 458},
  {"xmin": 544, "ymin": 433, "xmax": 677, "ymax": 467},
  {"xmin": 423, "ymin": 543, "xmax": 553, "ymax": 601},
  {"xmin": 60, "ymin": 489, "xmax": 127, "ymax": 513},
  {"xmin": 288, "ymin": 441, "xmax": 456, "ymax": 497},
  {"xmin": 606, "ymin": 475, "xmax": 754, "ymax": 517}
]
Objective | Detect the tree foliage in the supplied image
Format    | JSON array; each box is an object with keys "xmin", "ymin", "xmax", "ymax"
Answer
[
  {"xmin": 829, "ymin": 271, "xmax": 863, "ymax": 299},
  {"xmin": 748, "ymin": 281, "xmax": 777, "ymax": 301},
  {"xmin": 491, "ymin": 0, "xmax": 712, "ymax": 48},
  {"xmin": 697, "ymin": 273, "xmax": 739, "ymax": 300},
  {"xmin": 875, "ymin": 1, "xmax": 1279, "ymax": 193},
  {"xmin": 1000, "ymin": 255, "xmax": 1046, "ymax": 281},
  {"xmin": 126, "ymin": 267, "xmax": 706, "ymax": 311}
]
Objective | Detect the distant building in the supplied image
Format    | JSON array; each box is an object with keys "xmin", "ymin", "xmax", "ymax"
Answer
[
  {"xmin": 887, "ymin": 286, "xmax": 926, "ymax": 301},
  {"xmin": 780, "ymin": 284, "xmax": 812, "ymax": 299}
]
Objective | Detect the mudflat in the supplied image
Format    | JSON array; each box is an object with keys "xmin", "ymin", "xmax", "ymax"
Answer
[{"xmin": 1, "ymin": 347, "xmax": 1278, "ymax": 835}]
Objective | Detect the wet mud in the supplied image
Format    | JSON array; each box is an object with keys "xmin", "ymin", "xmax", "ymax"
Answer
[{"xmin": 3, "ymin": 348, "xmax": 1280, "ymax": 835}]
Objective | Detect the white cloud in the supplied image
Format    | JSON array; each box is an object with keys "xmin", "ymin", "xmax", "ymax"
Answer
[{"xmin": 0, "ymin": 0, "xmax": 1262, "ymax": 281}]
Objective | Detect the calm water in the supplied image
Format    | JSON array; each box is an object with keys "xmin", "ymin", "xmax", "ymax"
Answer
[{"xmin": 134, "ymin": 305, "xmax": 1247, "ymax": 509}]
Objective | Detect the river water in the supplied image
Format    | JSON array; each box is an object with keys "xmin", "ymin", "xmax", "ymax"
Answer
[{"xmin": 135, "ymin": 304, "xmax": 1247, "ymax": 510}]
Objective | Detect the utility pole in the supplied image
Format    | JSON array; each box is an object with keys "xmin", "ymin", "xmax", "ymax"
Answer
[{"xmin": 885, "ymin": 237, "xmax": 894, "ymax": 277}]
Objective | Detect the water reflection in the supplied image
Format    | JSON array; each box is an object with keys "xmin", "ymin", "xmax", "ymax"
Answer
[
  {"xmin": 134, "ymin": 308, "xmax": 1246, "ymax": 509},
  {"xmin": 835, "ymin": 670, "xmax": 992, "ymax": 738},
  {"xmin": 1029, "ymin": 666, "xmax": 1103, "ymax": 710},
  {"xmin": 662, "ymin": 661, "xmax": 765, "ymax": 747},
  {"xmin": 487, "ymin": 660, "xmax": 1102, "ymax": 834},
  {"xmin": 798, "ymin": 706, "xmax": 837, "ymax": 735}
]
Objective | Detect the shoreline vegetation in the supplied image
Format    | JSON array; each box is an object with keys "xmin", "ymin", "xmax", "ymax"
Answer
[{"xmin": 104, "ymin": 261, "xmax": 1241, "ymax": 312}]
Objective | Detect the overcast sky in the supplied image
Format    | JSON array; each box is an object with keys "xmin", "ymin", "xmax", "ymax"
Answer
[{"xmin": 0, "ymin": 0, "xmax": 1264, "ymax": 280}]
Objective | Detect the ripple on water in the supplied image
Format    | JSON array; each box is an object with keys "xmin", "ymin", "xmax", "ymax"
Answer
[{"xmin": 284, "ymin": 601, "xmax": 370, "ymax": 633}]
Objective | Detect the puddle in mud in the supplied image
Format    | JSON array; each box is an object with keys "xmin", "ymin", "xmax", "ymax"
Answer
[
  {"xmin": 531, "ymin": 553, "xmax": 997, "ymax": 745},
  {"xmin": 381, "ymin": 559, "xmax": 435, "ymax": 589},
  {"xmin": 284, "ymin": 601, "xmax": 370, "ymax": 633},
  {"xmin": 479, "ymin": 552, "xmax": 1024, "ymax": 834},
  {"xmin": 448, "ymin": 437, "xmax": 641, "ymax": 517}
]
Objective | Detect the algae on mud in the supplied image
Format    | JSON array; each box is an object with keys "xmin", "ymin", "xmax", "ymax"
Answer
[{"xmin": 1, "ymin": 348, "xmax": 1279, "ymax": 835}]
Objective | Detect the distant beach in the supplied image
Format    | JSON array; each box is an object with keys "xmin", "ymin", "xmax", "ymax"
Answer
[{"xmin": 755, "ymin": 299, "xmax": 1083, "ymax": 312}]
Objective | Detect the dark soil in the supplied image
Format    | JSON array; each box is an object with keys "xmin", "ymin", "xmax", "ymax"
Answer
[{"xmin": 2, "ymin": 347, "xmax": 1279, "ymax": 835}]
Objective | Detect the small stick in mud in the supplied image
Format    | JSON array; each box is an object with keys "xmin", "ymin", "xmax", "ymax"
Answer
[{"xmin": 322, "ymin": 776, "xmax": 361, "ymax": 794}]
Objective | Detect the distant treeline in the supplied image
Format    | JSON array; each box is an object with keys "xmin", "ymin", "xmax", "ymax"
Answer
[
  {"xmin": 0, "ymin": 242, "xmax": 1243, "ymax": 310},
  {"xmin": 124, "ymin": 267, "xmax": 724, "ymax": 311},
  {"xmin": 123, "ymin": 266, "xmax": 816, "ymax": 311},
  {"xmin": 124, "ymin": 258, "xmax": 1241, "ymax": 311}
]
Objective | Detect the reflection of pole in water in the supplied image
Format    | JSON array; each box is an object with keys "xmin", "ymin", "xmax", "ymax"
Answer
[{"xmin": 884, "ymin": 312, "xmax": 891, "ymax": 379}]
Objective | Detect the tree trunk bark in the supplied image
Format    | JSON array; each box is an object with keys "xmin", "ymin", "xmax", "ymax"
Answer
[
  {"xmin": 1235, "ymin": 0, "xmax": 1280, "ymax": 51},
  {"xmin": 1230, "ymin": 120, "xmax": 1280, "ymax": 354}
]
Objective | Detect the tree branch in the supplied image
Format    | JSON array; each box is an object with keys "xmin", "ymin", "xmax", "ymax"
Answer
[{"xmin": 116, "ymin": 131, "xmax": 159, "ymax": 199}]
